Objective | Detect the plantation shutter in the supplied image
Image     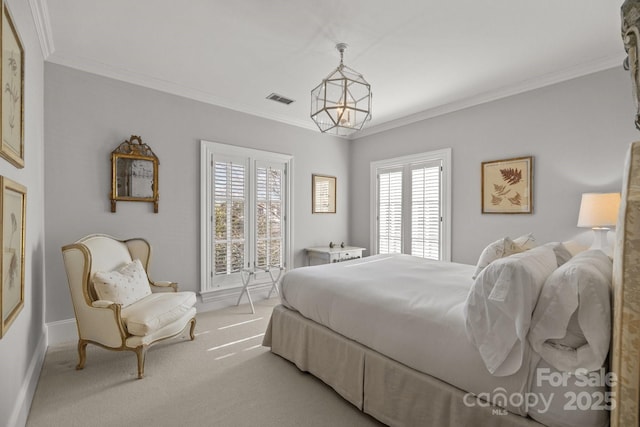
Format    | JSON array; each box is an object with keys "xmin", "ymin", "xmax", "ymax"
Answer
[
  {"xmin": 213, "ymin": 158, "xmax": 247, "ymax": 276},
  {"xmin": 255, "ymin": 162, "xmax": 285, "ymax": 268},
  {"xmin": 410, "ymin": 161, "xmax": 441, "ymax": 260},
  {"xmin": 377, "ymin": 168, "xmax": 403, "ymax": 254},
  {"xmin": 371, "ymin": 148, "xmax": 450, "ymax": 261}
]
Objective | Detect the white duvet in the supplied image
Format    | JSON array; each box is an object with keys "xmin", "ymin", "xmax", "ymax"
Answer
[{"xmin": 280, "ymin": 254, "xmax": 537, "ymax": 416}]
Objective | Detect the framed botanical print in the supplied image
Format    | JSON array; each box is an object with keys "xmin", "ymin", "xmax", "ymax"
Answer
[
  {"xmin": 0, "ymin": 177, "xmax": 25, "ymax": 338},
  {"xmin": 481, "ymin": 156, "xmax": 533, "ymax": 214},
  {"xmin": 312, "ymin": 174, "xmax": 336, "ymax": 213},
  {"xmin": 0, "ymin": 5, "xmax": 24, "ymax": 169}
]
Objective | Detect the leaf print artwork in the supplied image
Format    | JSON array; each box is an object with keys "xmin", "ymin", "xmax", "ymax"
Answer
[
  {"xmin": 500, "ymin": 168, "xmax": 522, "ymax": 185},
  {"xmin": 493, "ymin": 184, "xmax": 511, "ymax": 196},
  {"xmin": 1, "ymin": 178, "xmax": 26, "ymax": 338},
  {"xmin": 508, "ymin": 192, "xmax": 522, "ymax": 206},
  {"xmin": 0, "ymin": 7, "xmax": 25, "ymax": 168},
  {"xmin": 482, "ymin": 157, "xmax": 532, "ymax": 213},
  {"xmin": 489, "ymin": 168, "xmax": 522, "ymax": 205},
  {"xmin": 4, "ymin": 52, "xmax": 20, "ymax": 138},
  {"xmin": 6, "ymin": 212, "xmax": 17, "ymax": 288}
]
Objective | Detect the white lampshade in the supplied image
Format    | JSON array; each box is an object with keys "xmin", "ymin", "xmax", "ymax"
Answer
[
  {"xmin": 577, "ymin": 192, "xmax": 621, "ymax": 255},
  {"xmin": 577, "ymin": 193, "xmax": 621, "ymax": 229}
]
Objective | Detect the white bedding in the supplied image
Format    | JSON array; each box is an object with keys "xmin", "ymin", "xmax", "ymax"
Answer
[
  {"xmin": 280, "ymin": 254, "xmax": 537, "ymax": 416},
  {"xmin": 465, "ymin": 246, "xmax": 558, "ymax": 377},
  {"xmin": 528, "ymin": 250, "xmax": 612, "ymax": 374}
]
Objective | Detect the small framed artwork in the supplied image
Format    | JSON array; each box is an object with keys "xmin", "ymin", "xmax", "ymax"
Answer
[
  {"xmin": 481, "ymin": 156, "xmax": 533, "ymax": 214},
  {"xmin": 0, "ymin": 5, "xmax": 24, "ymax": 169},
  {"xmin": 0, "ymin": 177, "xmax": 26, "ymax": 338},
  {"xmin": 312, "ymin": 174, "xmax": 336, "ymax": 213}
]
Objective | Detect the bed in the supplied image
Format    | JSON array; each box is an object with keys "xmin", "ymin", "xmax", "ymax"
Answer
[{"xmin": 262, "ymin": 142, "xmax": 640, "ymax": 427}]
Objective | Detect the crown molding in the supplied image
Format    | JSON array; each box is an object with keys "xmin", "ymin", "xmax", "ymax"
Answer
[
  {"xmin": 351, "ymin": 53, "xmax": 626, "ymax": 140},
  {"xmin": 28, "ymin": 0, "xmax": 55, "ymax": 58}
]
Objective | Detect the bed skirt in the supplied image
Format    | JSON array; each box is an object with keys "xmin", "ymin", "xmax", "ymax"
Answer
[{"xmin": 263, "ymin": 304, "xmax": 544, "ymax": 427}]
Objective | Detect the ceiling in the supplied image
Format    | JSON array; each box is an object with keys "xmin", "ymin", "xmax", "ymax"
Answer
[{"xmin": 33, "ymin": 0, "xmax": 624, "ymax": 138}]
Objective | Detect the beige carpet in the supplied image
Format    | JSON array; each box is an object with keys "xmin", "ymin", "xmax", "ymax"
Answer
[{"xmin": 27, "ymin": 298, "xmax": 384, "ymax": 427}]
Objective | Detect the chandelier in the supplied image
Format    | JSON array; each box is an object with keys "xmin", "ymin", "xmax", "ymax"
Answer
[{"xmin": 310, "ymin": 43, "xmax": 372, "ymax": 136}]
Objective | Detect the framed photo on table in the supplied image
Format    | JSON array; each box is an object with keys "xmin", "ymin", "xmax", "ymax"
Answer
[
  {"xmin": 481, "ymin": 156, "xmax": 533, "ymax": 214},
  {"xmin": 0, "ymin": 5, "xmax": 24, "ymax": 169},
  {"xmin": 0, "ymin": 177, "xmax": 26, "ymax": 338}
]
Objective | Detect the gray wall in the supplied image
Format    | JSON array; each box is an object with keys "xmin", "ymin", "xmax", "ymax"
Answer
[
  {"xmin": 0, "ymin": 1, "xmax": 46, "ymax": 425},
  {"xmin": 350, "ymin": 67, "xmax": 639, "ymax": 265},
  {"xmin": 44, "ymin": 63, "xmax": 349, "ymax": 324}
]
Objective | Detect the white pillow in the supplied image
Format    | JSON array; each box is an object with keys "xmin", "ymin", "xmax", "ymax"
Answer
[
  {"xmin": 528, "ymin": 250, "xmax": 612, "ymax": 373},
  {"xmin": 513, "ymin": 232, "xmax": 536, "ymax": 250},
  {"xmin": 471, "ymin": 233, "xmax": 535, "ymax": 279},
  {"xmin": 93, "ymin": 259, "xmax": 152, "ymax": 307},
  {"xmin": 464, "ymin": 245, "xmax": 557, "ymax": 376}
]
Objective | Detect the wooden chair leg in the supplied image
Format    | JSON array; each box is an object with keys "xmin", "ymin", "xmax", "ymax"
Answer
[
  {"xmin": 189, "ymin": 318, "xmax": 196, "ymax": 341},
  {"xmin": 76, "ymin": 339, "xmax": 88, "ymax": 370},
  {"xmin": 135, "ymin": 346, "xmax": 147, "ymax": 379}
]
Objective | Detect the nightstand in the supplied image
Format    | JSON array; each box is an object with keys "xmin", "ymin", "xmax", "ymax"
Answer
[{"xmin": 305, "ymin": 246, "xmax": 366, "ymax": 266}]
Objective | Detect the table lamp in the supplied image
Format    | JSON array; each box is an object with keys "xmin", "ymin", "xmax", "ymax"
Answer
[{"xmin": 577, "ymin": 192, "xmax": 621, "ymax": 253}]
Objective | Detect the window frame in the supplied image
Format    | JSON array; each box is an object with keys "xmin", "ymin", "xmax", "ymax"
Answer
[
  {"xmin": 200, "ymin": 140, "xmax": 293, "ymax": 295},
  {"xmin": 369, "ymin": 148, "xmax": 451, "ymax": 261}
]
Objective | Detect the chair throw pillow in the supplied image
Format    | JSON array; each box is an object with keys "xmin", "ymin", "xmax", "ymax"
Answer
[{"xmin": 93, "ymin": 259, "xmax": 152, "ymax": 307}]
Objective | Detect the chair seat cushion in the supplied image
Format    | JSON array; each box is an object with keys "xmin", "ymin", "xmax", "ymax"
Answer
[{"xmin": 121, "ymin": 291, "xmax": 197, "ymax": 336}]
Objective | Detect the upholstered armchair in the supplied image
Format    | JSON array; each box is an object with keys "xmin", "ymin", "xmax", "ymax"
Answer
[{"xmin": 61, "ymin": 234, "xmax": 197, "ymax": 379}]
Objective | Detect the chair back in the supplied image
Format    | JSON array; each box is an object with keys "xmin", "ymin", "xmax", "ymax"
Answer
[{"xmin": 62, "ymin": 234, "xmax": 151, "ymax": 304}]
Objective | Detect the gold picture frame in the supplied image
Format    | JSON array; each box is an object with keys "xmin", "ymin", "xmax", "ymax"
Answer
[
  {"xmin": 110, "ymin": 135, "xmax": 159, "ymax": 213},
  {"xmin": 481, "ymin": 156, "xmax": 533, "ymax": 214},
  {"xmin": 312, "ymin": 174, "xmax": 336, "ymax": 213},
  {"xmin": 0, "ymin": 5, "xmax": 24, "ymax": 169},
  {"xmin": 0, "ymin": 177, "xmax": 25, "ymax": 338}
]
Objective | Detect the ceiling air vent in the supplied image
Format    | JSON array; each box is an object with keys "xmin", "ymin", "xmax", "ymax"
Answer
[{"xmin": 266, "ymin": 93, "xmax": 295, "ymax": 105}]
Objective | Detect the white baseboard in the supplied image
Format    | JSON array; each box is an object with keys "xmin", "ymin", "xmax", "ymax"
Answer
[
  {"xmin": 46, "ymin": 318, "xmax": 77, "ymax": 346},
  {"xmin": 197, "ymin": 282, "xmax": 276, "ymax": 312},
  {"xmin": 8, "ymin": 330, "xmax": 47, "ymax": 427}
]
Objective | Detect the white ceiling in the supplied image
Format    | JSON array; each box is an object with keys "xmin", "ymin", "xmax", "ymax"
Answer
[{"xmin": 33, "ymin": 0, "xmax": 624, "ymax": 138}]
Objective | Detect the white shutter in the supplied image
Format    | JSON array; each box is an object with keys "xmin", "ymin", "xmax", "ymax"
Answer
[
  {"xmin": 255, "ymin": 162, "xmax": 285, "ymax": 268},
  {"xmin": 377, "ymin": 168, "xmax": 403, "ymax": 254},
  {"xmin": 410, "ymin": 161, "xmax": 441, "ymax": 260},
  {"xmin": 213, "ymin": 158, "xmax": 247, "ymax": 276}
]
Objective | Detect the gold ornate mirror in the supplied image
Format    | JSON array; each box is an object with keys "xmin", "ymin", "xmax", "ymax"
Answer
[{"xmin": 110, "ymin": 135, "xmax": 159, "ymax": 213}]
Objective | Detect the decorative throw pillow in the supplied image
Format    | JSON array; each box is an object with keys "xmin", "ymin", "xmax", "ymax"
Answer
[
  {"xmin": 472, "ymin": 235, "xmax": 532, "ymax": 279},
  {"xmin": 513, "ymin": 232, "xmax": 536, "ymax": 250},
  {"xmin": 93, "ymin": 259, "xmax": 152, "ymax": 307}
]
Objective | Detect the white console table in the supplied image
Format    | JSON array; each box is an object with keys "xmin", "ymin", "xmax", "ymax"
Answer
[{"xmin": 305, "ymin": 246, "xmax": 366, "ymax": 266}]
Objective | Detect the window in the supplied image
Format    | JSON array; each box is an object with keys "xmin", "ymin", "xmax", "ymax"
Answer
[
  {"xmin": 213, "ymin": 158, "xmax": 246, "ymax": 276},
  {"xmin": 370, "ymin": 148, "xmax": 451, "ymax": 261},
  {"xmin": 201, "ymin": 141, "xmax": 293, "ymax": 295}
]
